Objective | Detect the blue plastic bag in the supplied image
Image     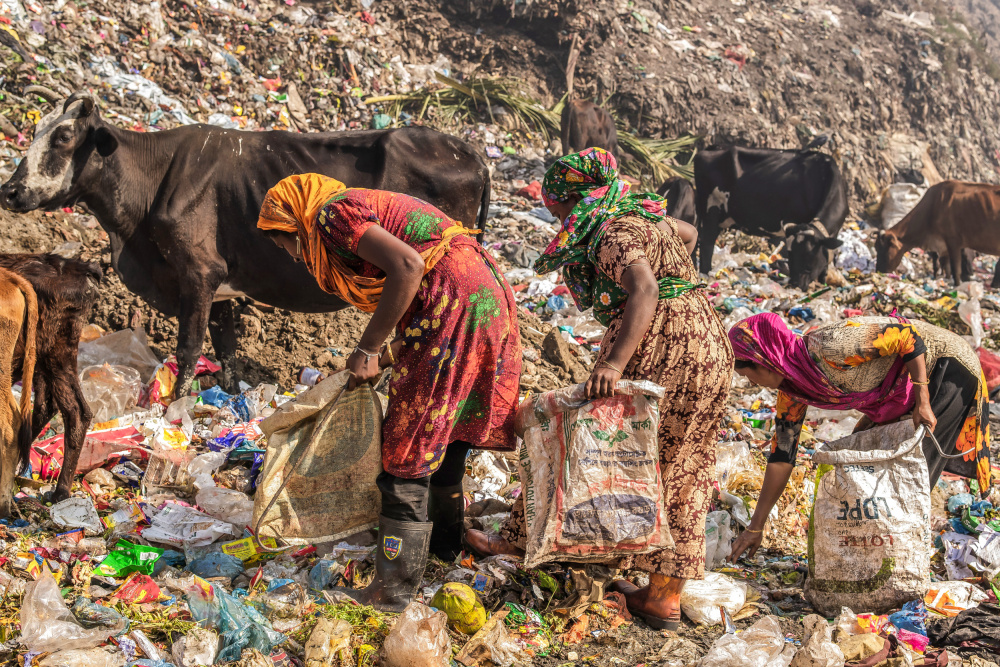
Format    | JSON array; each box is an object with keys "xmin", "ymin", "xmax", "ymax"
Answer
[
  {"xmin": 948, "ymin": 493, "xmax": 975, "ymax": 514},
  {"xmin": 200, "ymin": 386, "xmax": 232, "ymax": 408},
  {"xmin": 186, "ymin": 553, "xmax": 246, "ymax": 580},
  {"xmin": 889, "ymin": 600, "xmax": 928, "ymax": 636}
]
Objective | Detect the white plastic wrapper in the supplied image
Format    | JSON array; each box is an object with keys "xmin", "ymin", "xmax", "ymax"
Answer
[{"xmin": 680, "ymin": 572, "xmax": 747, "ymax": 626}]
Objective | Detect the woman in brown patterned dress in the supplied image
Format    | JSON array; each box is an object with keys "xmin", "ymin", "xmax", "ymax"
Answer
[{"xmin": 466, "ymin": 148, "xmax": 734, "ymax": 629}]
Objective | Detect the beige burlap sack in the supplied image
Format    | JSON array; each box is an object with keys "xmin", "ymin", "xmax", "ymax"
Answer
[{"xmin": 253, "ymin": 371, "xmax": 383, "ymax": 545}]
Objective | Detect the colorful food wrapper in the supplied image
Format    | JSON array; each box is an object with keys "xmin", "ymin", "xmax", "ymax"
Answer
[
  {"xmin": 97, "ymin": 540, "xmax": 163, "ymax": 577},
  {"xmin": 219, "ymin": 536, "xmax": 282, "ymax": 564},
  {"xmin": 113, "ymin": 573, "xmax": 164, "ymax": 604}
]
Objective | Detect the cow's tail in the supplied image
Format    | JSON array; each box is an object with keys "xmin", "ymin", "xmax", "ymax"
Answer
[
  {"xmin": 476, "ymin": 169, "xmax": 491, "ymax": 237},
  {"xmin": 7, "ymin": 270, "xmax": 36, "ymax": 471}
]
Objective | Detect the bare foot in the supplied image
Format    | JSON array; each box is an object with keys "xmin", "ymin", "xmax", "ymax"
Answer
[{"xmin": 464, "ymin": 529, "xmax": 524, "ymax": 558}]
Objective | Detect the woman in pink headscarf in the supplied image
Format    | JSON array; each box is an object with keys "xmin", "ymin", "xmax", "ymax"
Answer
[{"xmin": 728, "ymin": 314, "xmax": 992, "ymax": 561}]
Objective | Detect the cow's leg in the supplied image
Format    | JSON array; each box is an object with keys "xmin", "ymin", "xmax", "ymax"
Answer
[
  {"xmin": 699, "ymin": 223, "xmax": 720, "ymax": 275},
  {"xmin": 175, "ymin": 286, "xmax": 217, "ymax": 398},
  {"xmin": 947, "ymin": 245, "xmax": 964, "ymax": 288},
  {"xmin": 50, "ymin": 372, "xmax": 91, "ymax": 503},
  {"xmin": 961, "ymin": 249, "xmax": 975, "ymax": 283},
  {"xmin": 991, "ymin": 258, "xmax": 1000, "ymax": 289},
  {"xmin": 29, "ymin": 372, "xmax": 53, "ymax": 442},
  {"xmin": 208, "ymin": 300, "xmax": 238, "ymax": 393}
]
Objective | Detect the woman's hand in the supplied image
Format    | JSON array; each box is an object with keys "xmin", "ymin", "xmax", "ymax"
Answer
[
  {"xmin": 912, "ymin": 386, "xmax": 937, "ymax": 431},
  {"xmin": 347, "ymin": 348, "xmax": 381, "ymax": 390},
  {"xmin": 586, "ymin": 364, "xmax": 621, "ymax": 399},
  {"xmin": 728, "ymin": 528, "xmax": 763, "ymax": 562}
]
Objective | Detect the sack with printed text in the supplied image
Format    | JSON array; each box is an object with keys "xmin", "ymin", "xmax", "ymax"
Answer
[
  {"xmin": 515, "ymin": 380, "xmax": 672, "ymax": 568},
  {"xmin": 805, "ymin": 421, "xmax": 932, "ymax": 616}
]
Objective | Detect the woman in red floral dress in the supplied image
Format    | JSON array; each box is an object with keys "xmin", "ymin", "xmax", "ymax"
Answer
[{"xmin": 258, "ymin": 174, "xmax": 521, "ymax": 612}]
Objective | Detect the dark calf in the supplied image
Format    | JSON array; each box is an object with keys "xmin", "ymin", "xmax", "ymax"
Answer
[
  {"xmin": 561, "ymin": 99, "xmax": 623, "ymax": 160},
  {"xmin": 0, "ymin": 254, "xmax": 100, "ymax": 502}
]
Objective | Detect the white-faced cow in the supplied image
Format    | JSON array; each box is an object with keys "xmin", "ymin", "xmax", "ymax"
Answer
[
  {"xmin": 0, "ymin": 88, "xmax": 491, "ymax": 396},
  {"xmin": 876, "ymin": 180, "xmax": 1000, "ymax": 287},
  {"xmin": 693, "ymin": 146, "xmax": 848, "ymax": 289}
]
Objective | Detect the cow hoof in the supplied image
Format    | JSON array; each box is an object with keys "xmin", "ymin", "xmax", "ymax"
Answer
[{"xmin": 44, "ymin": 488, "xmax": 71, "ymax": 504}]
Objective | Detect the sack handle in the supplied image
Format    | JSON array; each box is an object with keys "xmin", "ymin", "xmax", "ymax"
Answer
[
  {"xmin": 252, "ymin": 382, "xmax": 384, "ymax": 553},
  {"xmin": 920, "ymin": 424, "xmax": 977, "ymax": 459}
]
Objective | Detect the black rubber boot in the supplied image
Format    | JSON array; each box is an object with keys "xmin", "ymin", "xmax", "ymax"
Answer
[
  {"xmin": 428, "ymin": 483, "xmax": 465, "ymax": 561},
  {"xmin": 336, "ymin": 515, "xmax": 432, "ymax": 613}
]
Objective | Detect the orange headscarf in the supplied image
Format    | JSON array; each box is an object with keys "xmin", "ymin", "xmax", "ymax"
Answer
[{"xmin": 257, "ymin": 174, "xmax": 477, "ymax": 312}]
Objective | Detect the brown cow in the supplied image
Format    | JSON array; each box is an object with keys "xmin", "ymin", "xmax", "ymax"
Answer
[
  {"xmin": 0, "ymin": 255, "xmax": 100, "ymax": 503},
  {"xmin": 875, "ymin": 181, "xmax": 1000, "ymax": 287},
  {"xmin": 0, "ymin": 267, "xmax": 36, "ymax": 517},
  {"xmin": 561, "ymin": 99, "xmax": 623, "ymax": 160}
]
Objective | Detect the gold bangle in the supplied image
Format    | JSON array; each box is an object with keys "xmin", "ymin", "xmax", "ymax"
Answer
[
  {"xmin": 600, "ymin": 360, "xmax": 623, "ymax": 374},
  {"xmin": 384, "ymin": 343, "xmax": 396, "ymax": 365},
  {"xmin": 744, "ymin": 527, "xmax": 763, "ymax": 534},
  {"xmin": 911, "ymin": 379, "xmax": 930, "ymax": 386}
]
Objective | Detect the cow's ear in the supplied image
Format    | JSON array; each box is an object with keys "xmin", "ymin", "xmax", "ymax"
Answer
[
  {"xmin": 79, "ymin": 96, "xmax": 94, "ymax": 118},
  {"xmin": 94, "ymin": 126, "xmax": 118, "ymax": 157},
  {"xmin": 821, "ymin": 238, "xmax": 843, "ymax": 249}
]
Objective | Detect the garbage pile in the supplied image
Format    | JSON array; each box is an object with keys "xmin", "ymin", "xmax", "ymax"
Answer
[{"xmin": 0, "ymin": 0, "xmax": 999, "ymax": 666}]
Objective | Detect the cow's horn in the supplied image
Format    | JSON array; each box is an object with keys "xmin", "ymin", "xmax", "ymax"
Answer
[{"xmin": 23, "ymin": 85, "xmax": 63, "ymax": 105}]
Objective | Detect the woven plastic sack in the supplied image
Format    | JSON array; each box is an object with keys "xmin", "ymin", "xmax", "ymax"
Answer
[
  {"xmin": 805, "ymin": 421, "xmax": 932, "ymax": 616},
  {"xmin": 515, "ymin": 380, "xmax": 672, "ymax": 568},
  {"xmin": 253, "ymin": 371, "xmax": 383, "ymax": 545}
]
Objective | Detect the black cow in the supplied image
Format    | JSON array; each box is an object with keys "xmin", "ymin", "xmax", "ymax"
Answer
[
  {"xmin": 0, "ymin": 88, "xmax": 491, "ymax": 396},
  {"xmin": 656, "ymin": 177, "xmax": 696, "ymax": 224},
  {"xmin": 693, "ymin": 147, "xmax": 848, "ymax": 289}
]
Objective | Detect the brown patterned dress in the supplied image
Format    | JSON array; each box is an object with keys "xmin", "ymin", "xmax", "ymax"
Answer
[{"xmin": 500, "ymin": 215, "xmax": 734, "ymax": 579}]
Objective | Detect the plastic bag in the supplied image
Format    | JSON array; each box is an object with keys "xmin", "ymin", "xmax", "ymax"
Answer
[
  {"xmin": 187, "ymin": 451, "xmax": 227, "ymax": 491},
  {"xmin": 141, "ymin": 502, "xmax": 238, "ymax": 547},
  {"xmin": 789, "ymin": 615, "xmax": 845, "ymax": 667},
  {"xmin": 515, "ymin": 380, "xmax": 673, "ymax": 568},
  {"xmin": 680, "ymin": 572, "xmax": 747, "ymax": 626},
  {"xmin": 97, "ymin": 540, "xmax": 163, "ymax": 577},
  {"xmin": 196, "ymin": 487, "xmax": 253, "ymax": 529},
  {"xmin": 19, "ymin": 571, "xmax": 112, "ymax": 652},
  {"xmin": 211, "ymin": 584, "xmax": 285, "ymax": 662},
  {"xmin": 381, "ymin": 602, "xmax": 451, "ymax": 667},
  {"xmin": 304, "ymin": 618, "xmax": 352, "ymax": 667},
  {"xmin": 260, "ymin": 581, "xmax": 309, "ymax": 619},
  {"xmin": 699, "ymin": 615, "xmax": 791, "ymax": 667},
  {"xmin": 805, "ymin": 422, "xmax": 931, "ymax": 616},
  {"xmin": 50, "ymin": 497, "xmax": 104, "ymax": 536},
  {"xmin": 80, "ymin": 364, "xmax": 143, "ymax": 423},
  {"xmin": 958, "ymin": 297, "xmax": 984, "ymax": 349},
  {"xmin": 71, "ymin": 598, "xmax": 130, "ymax": 636},
  {"xmin": 77, "ymin": 328, "xmax": 161, "ymax": 383},
  {"xmin": 715, "ymin": 441, "xmax": 763, "ymax": 493},
  {"xmin": 186, "ymin": 553, "xmax": 245, "ymax": 580},
  {"xmin": 879, "ymin": 183, "xmax": 926, "ymax": 229},
  {"xmin": 171, "ymin": 628, "xmax": 219, "ymax": 667},
  {"xmin": 37, "ymin": 648, "xmax": 126, "ymax": 667},
  {"xmin": 706, "ymin": 510, "xmax": 734, "ymax": 569}
]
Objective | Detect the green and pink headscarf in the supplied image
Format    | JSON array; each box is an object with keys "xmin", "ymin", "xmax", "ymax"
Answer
[
  {"xmin": 535, "ymin": 147, "xmax": 698, "ymax": 325},
  {"xmin": 729, "ymin": 313, "xmax": 915, "ymax": 423}
]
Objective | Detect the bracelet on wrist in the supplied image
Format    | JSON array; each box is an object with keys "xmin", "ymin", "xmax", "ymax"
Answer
[{"xmin": 354, "ymin": 345, "xmax": 379, "ymax": 362}]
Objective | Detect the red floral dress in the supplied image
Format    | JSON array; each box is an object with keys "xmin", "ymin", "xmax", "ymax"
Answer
[{"xmin": 316, "ymin": 189, "xmax": 522, "ymax": 478}]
